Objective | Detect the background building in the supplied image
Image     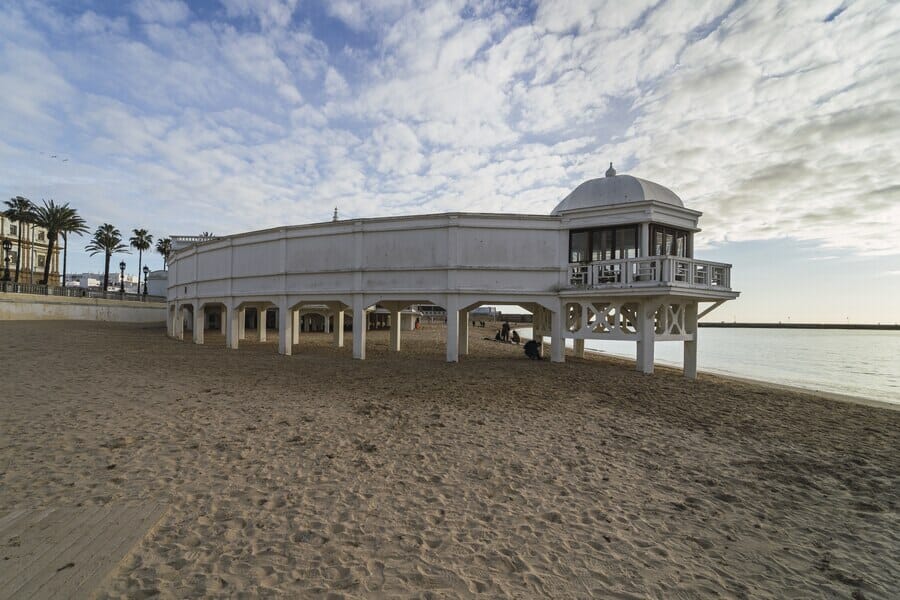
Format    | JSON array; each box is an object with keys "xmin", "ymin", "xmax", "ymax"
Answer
[{"xmin": 0, "ymin": 216, "xmax": 60, "ymax": 285}]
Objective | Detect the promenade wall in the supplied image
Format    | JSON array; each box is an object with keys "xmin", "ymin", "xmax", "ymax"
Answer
[{"xmin": 0, "ymin": 292, "xmax": 166, "ymax": 323}]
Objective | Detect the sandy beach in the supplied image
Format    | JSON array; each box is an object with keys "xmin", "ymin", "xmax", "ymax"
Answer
[{"xmin": 1, "ymin": 320, "xmax": 898, "ymax": 598}]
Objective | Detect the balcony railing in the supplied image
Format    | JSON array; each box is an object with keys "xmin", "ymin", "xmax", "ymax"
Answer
[
  {"xmin": 568, "ymin": 256, "xmax": 731, "ymax": 290},
  {"xmin": 0, "ymin": 281, "xmax": 165, "ymax": 302}
]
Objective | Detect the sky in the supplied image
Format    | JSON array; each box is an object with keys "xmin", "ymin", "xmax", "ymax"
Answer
[{"xmin": 1, "ymin": 0, "xmax": 898, "ymax": 323}]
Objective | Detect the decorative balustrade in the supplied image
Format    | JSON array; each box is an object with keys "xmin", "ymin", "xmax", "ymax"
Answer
[
  {"xmin": 568, "ymin": 256, "xmax": 731, "ymax": 290},
  {"xmin": 0, "ymin": 281, "xmax": 165, "ymax": 302}
]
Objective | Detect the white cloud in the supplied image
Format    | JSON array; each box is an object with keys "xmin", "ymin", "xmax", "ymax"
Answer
[{"xmin": 131, "ymin": 0, "xmax": 190, "ymax": 25}]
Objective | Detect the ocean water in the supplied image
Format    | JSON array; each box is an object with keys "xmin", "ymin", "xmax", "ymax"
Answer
[{"xmin": 518, "ymin": 328, "xmax": 900, "ymax": 405}]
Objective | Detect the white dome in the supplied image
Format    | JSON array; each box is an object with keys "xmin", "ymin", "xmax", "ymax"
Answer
[{"xmin": 551, "ymin": 172, "xmax": 683, "ymax": 215}]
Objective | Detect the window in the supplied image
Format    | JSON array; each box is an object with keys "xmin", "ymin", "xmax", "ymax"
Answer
[
  {"xmin": 651, "ymin": 225, "xmax": 692, "ymax": 257},
  {"xmin": 37, "ymin": 255, "xmax": 46, "ymax": 268},
  {"xmin": 9, "ymin": 224, "xmax": 16, "ymax": 236},
  {"xmin": 569, "ymin": 231, "xmax": 589, "ymax": 263},
  {"xmin": 569, "ymin": 225, "xmax": 639, "ymax": 263},
  {"xmin": 37, "ymin": 231, "xmax": 45, "ymax": 241}
]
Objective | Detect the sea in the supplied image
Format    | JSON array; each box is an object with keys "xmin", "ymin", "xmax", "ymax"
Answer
[{"xmin": 517, "ymin": 327, "xmax": 900, "ymax": 405}]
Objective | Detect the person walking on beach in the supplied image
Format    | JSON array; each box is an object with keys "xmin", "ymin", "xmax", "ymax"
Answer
[{"xmin": 501, "ymin": 321, "xmax": 510, "ymax": 342}]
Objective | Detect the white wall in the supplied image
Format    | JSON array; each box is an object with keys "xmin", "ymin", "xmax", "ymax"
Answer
[{"xmin": 0, "ymin": 293, "xmax": 165, "ymax": 323}]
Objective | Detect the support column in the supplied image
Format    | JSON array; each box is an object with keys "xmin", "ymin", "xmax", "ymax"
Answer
[
  {"xmin": 279, "ymin": 302, "xmax": 293, "ymax": 356},
  {"xmin": 193, "ymin": 306, "xmax": 205, "ymax": 345},
  {"xmin": 458, "ymin": 310, "xmax": 469, "ymax": 355},
  {"xmin": 333, "ymin": 309, "xmax": 345, "ymax": 347},
  {"xmin": 446, "ymin": 295, "xmax": 460, "ymax": 362},
  {"xmin": 292, "ymin": 310, "xmax": 300, "ymax": 345},
  {"xmin": 636, "ymin": 301, "xmax": 656, "ymax": 374},
  {"xmin": 389, "ymin": 309, "xmax": 401, "ymax": 352},
  {"xmin": 550, "ymin": 305, "xmax": 565, "ymax": 363},
  {"xmin": 324, "ymin": 314, "xmax": 331, "ymax": 334},
  {"xmin": 238, "ymin": 307, "xmax": 246, "ymax": 340},
  {"xmin": 684, "ymin": 302, "xmax": 698, "ymax": 380},
  {"xmin": 258, "ymin": 307, "xmax": 267, "ymax": 342},
  {"xmin": 641, "ymin": 222, "xmax": 650, "ymax": 257},
  {"xmin": 352, "ymin": 297, "xmax": 367, "ymax": 359},
  {"xmin": 574, "ymin": 339, "xmax": 585, "ymax": 358},
  {"xmin": 226, "ymin": 303, "xmax": 239, "ymax": 349},
  {"xmin": 174, "ymin": 305, "xmax": 184, "ymax": 340},
  {"xmin": 219, "ymin": 307, "xmax": 226, "ymax": 334}
]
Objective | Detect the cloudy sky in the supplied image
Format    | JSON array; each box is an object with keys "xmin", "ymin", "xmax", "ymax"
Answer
[{"xmin": 1, "ymin": 0, "xmax": 898, "ymax": 322}]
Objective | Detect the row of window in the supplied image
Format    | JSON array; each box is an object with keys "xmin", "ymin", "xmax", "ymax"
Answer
[
  {"xmin": 569, "ymin": 224, "xmax": 692, "ymax": 263},
  {"xmin": 0, "ymin": 253, "xmax": 46, "ymax": 267},
  {"xmin": 1, "ymin": 224, "xmax": 47, "ymax": 240}
]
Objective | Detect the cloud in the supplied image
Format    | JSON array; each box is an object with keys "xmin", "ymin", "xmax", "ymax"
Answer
[
  {"xmin": 0, "ymin": 0, "xmax": 896, "ymax": 276},
  {"xmin": 131, "ymin": 0, "xmax": 190, "ymax": 25}
]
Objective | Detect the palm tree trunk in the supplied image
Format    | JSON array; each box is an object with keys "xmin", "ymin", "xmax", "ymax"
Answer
[
  {"xmin": 137, "ymin": 249, "xmax": 142, "ymax": 296},
  {"xmin": 62, "ymin": 233, "xmax": 68, "ymax": 288},
  {"xmin": 103, "ymin": 253, "xmax": 111, "ymax": 294},
  {"xmin": 42, "ymin": 235, "xmax": 55, "ymax": 285},
  {"xmin": 14, "ymin": 228, "xmax": 22, "ymax": 283}
]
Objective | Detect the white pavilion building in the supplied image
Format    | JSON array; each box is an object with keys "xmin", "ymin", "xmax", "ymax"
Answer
[{"xmin": 166, "ymin": 166, "xmax": 738, "ymax": 377}]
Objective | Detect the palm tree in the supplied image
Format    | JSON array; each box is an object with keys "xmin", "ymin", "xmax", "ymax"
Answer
[
  {"xmin": 32, "ymin": 200, "xmax": 89, "ymax": 285},
  {"xmin": 156, "ymin": 237, "xmax": 172, "ymax": 271},
  {"xmin": 85, "ymin": 224, "xmax": 129, "ymax": 292},
  {"xmin": 3, "ymin": 196, "xmax": 35, "ymax": 283},
  {"xmin": 129, "ymin": 229, "xmax": 153, "ymax": 290}
]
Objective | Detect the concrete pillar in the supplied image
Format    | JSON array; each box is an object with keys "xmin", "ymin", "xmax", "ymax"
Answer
[
  {"xmin": 333, "ymin": 309, "xmax": 345, "ymax": 347},
  {"xmin": 238, "ymin": 307, "xmax": 246, "ymax": 340},
  {"xmin": 389, "ymin": 309, "xmax": 401, "ymax": 351},
  {"xmin": 279, "ymin": 303, "xmax": 293, "ymax": 356},
  {"xmin": 258, "ymin": 307, "xmax": 267, "ymax": 342},
  {"xmin": 446, "ymin": 295, "xmax": 460, "ymax": 362},
  {"xmin": 458, "ymin": 310, "xmax": 469, "ymax": 355},
  {"xmin": 641, "ymin": 222, "xmax": 650, "ymax": 257},
  {"xmin": 292, "ymin": 310, "xmax": 300, "ymax": 344},
  {"xmin": 550, "ymin": 306, "xmax": 565, "ymax": 363},
  {"xmin": 324, "ymin": 314, "xmax": 331, "ymax": 334},
  {"xmin": 175, "ymin": 305, "xmax": 184, "ymax": 340},
  {"xmin": 226, "ymin": 304, "xmax": 239, "ymax": 349},
  {"xmin": 193, "ymin": 306, "xmax": 205, "ymax": 345},
  {"xmin": 636, "ymin": 301, "xmax": 656, "ymax": 374},
  {"xmin": 352, "ymin": 297, "xmax": 367, "ymax": 359},
  {"xmin": 574, "ymin": 339, "xmax": 585, "ymax": 358},
  {"xmin": 684, "ymin": 302, "xmax": 698, "ymax": 380}
]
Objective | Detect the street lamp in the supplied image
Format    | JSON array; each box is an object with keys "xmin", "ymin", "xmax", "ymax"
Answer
[
  {"xmin": 119, "ymin": 260, "xmax": 126, "ymax": 294},
  {"xmin": 142, "ymin": 265, "xmax": 149, "ymax": 296},
  {"xmin": 2, "ymin": 239, "xmax": 11, "ymax": 282}
]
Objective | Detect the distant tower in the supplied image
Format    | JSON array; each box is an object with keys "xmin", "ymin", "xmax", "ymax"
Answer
[
  {"xmin": 605, "ymin": 162, "xmax": 616, "ymax": 177},
  {"xmin": 332, "ymin": 207, "xmax": 338, "ymax": 222}
]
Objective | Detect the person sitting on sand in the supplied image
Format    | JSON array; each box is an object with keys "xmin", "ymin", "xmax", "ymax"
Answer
[
  {"xmin": 524, "ymin": 339, "xmax": 540, "ymax": 359},
  {"xmin": 495, "ymin": 330, "xmax": 502, "ymax": 341},
  {"xmin": 511, "ymin": 330, "xmax": 520, "ymax": 344}
]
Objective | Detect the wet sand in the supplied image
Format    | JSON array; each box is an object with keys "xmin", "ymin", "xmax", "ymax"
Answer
[{"xmin": 1, "ymin": 320, "xmax": 897, "ymax": 598}]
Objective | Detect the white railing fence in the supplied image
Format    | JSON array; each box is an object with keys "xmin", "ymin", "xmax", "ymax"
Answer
[{"xmin": 569, "ymin": 256, "xmax": 731, "ymax": 290}]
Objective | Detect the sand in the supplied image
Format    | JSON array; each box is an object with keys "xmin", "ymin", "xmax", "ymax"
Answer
[{"xmin": 1, "ymin": 320, "xmax": 898, "ymax": 599}]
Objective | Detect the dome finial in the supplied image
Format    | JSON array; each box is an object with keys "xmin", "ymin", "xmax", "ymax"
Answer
[
  {"xmin": 332, "ymin": 207, "xmax": 338, "ymax": 221},
  {"xmin": 605, "ymin": 162, "xmax": 616, "ymax": 177}
]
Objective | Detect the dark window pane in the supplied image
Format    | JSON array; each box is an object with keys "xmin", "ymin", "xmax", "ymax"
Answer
[
  {"xmin": 616, "ymin": 227, "xmax": 637, "ymax": 259},
  {"xmin": 654, "ymin": 231, "xmax": 664, "ymax": 256},
  {"xmin": 570, "ymin": 231, "xmax": 589, "ymax": 263}
]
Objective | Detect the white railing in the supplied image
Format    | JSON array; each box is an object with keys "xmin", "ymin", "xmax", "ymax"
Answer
[
  {"xmin": 171, "ymin": 235, "xmax": 219, "ymax": 250},
  {"xmin": 568, "ymin": 256, "xmax": 731, "ymax": 290}
]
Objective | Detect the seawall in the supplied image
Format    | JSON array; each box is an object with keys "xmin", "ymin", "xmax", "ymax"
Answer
[{"xmin": 0, "ymin": 292, "xmax": 165, "ymax": 323}]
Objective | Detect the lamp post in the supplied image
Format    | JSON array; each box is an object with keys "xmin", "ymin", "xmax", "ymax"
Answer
[
  {"xmin": 142, "ymin": 265, "xmax": 149, "ymax": 297},
  {"xmin": 2, "ymin": 239, "xmax": 11, "ymax": 282},
  {"xmin": 119, "ymin": 260, "xmax": 126, "ymax": 295}
]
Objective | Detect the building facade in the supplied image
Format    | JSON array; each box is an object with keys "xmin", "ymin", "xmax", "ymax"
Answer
[
  {"xmin": 165, "ymin": 168, "xmax": 739, "ymax": 377},
  {"xmin": 0, "ymin": 217, "xmax": 60, "ymax": 285}
]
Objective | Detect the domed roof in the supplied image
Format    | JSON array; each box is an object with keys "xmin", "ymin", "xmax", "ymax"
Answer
[{"xmin": 551, "ymin": 165, "xmax": 683, "ymax": 215}]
